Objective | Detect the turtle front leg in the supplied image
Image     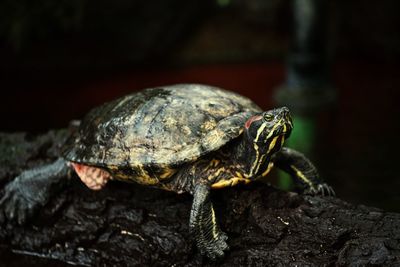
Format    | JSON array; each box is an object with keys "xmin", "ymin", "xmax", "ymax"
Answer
[
  {"xmin": 273, "ymin": 147, "xmax": 335, "ymax": 196},
  {"xmin": 190, "ymin": 183, "xmax": 229, "ymax": 260}
]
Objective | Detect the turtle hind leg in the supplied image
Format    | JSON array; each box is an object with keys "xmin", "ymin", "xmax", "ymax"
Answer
[
  {"xmin": 273, "ymin": 147, "xmax": 335, "ymax": 196},
  {"xmin": 189, "ymin": 183, "xmax": 229, "ymax": 260},
  {"xmin": 0, "ymin": 158, "xmax": 70, "ymax": 225}
]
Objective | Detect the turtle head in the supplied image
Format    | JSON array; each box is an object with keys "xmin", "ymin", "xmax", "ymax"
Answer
[
  {"xmin": 245, "ymin": 107, "xmax": 293, "ymax": 145},
  {"xmin": 243, "ymin": 107, "xmax": 293, "ymax": 176}
]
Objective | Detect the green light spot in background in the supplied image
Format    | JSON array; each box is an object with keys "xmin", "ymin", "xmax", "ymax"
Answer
[
  {"xmin": 216, "ymin": 0, "xmax": 231, "ymax": 7},
  {"xmin": 278, "ymin": 115, "xmax": 316, "ymax": 190},
  {"xmin": 287, "ymin": 115, "xmax": 316, "ymax": 153},
  {"xmin": 278, "ymin": 172, "xmax": 293, "ymax": 190}
]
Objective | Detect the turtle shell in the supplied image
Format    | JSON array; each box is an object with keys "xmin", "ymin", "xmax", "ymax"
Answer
[{"xmin": 63, "ymin": 84, "xmax": 261, "ymax": 174}]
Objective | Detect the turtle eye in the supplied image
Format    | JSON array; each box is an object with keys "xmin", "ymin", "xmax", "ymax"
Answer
[{"xmin": 263, "ymin": 114, "xmax": 274, "ymax": 122}]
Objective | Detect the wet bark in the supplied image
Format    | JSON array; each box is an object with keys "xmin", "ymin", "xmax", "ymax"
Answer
[{"xmin": 0, "ymin": 130, "xmax": 399, "ymax": 266}]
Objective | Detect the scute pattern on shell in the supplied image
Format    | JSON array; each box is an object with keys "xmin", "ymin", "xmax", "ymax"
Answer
[{"xmin": 63, "ymin": 84, "xmax": 261, "ymax": 171}]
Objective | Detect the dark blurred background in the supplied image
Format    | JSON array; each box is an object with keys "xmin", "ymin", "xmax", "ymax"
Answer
[{"xmin": 0, "ymin": 0, "xmax": 399, "ymax": 211}]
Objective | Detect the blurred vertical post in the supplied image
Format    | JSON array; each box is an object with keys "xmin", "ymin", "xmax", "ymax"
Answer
[{"xmin": 274, "ymin": 0, "xmax": 336, "ymax": 189}]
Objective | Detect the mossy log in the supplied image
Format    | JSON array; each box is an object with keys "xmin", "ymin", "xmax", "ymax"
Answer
[{"xmin": 0, "ymin": 131, "xmax": 399, "ymax": 266}]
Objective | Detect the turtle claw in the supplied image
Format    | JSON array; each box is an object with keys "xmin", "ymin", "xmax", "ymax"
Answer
[
  {"xmin": 305, "ymin": 183, "xmax": 335, "ymax": 197},
  {"xmin": 0, "ymin": 158, "xmax": 70, "ymax": 225},
  {"xmin": 199, "ymin": 232, "xmax": 229, "ymax": 260},
  {"xmin": 317, "ymin": 183, "xmax": 336, "ymax": 197},
  {"xmin": 220, "ymin": 231, "xmax": 228, "ymax": 242},
  {"xmin": 0, "ymin": 178, "xmax": 38, "ymax": 225}
]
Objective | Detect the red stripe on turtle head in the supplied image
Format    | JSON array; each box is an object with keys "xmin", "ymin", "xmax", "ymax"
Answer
[{"xmin": 245, "ymin": 115, "xmax": 263, "ymax": 129}]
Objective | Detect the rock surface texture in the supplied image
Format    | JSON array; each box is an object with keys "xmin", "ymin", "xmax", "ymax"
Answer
[{"xmin": 0, "ymin": 131, "xmax": 399, "ymax": 266}]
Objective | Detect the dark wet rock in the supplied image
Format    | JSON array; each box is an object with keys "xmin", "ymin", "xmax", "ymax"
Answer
[{"xmin": 0, "ymin": 130, "xmax": 400, "ymax": 266}]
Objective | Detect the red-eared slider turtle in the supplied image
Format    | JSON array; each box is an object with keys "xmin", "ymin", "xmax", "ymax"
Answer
[{"xmin": 0, "ymin": 84, "xmax": 334, "ymax": 259}]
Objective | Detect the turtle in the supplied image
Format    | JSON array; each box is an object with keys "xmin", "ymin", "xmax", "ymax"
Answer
[{"xmin": 0, "ymin": 84, "xmax": 334, "ymax": 259}]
